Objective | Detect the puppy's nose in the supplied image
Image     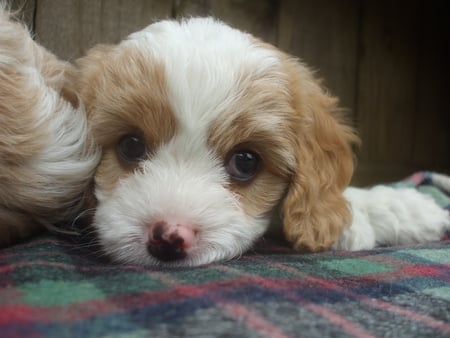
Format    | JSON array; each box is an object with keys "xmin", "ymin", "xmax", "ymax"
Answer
[{"xmin": 147, "ymin": 221, "xmax": 196, "ymax": 262}]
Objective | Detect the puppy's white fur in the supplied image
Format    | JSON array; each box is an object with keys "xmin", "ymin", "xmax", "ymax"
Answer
[
  {"xmin": 335, "ymin": 186, "xmax": 449, "ymax": 250},
  {"xmin": 0, "ymin": 7, "xmax": 100, "ymax": 245},
  {"xmin": 68, "ymin": 17, "xmax": 449, "ymax": 267}
]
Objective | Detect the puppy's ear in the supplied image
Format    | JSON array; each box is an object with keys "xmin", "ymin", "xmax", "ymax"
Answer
[
  {"xmin": 282, "ymin": 58, "xmax": 359, "ymax": 251},
  {"xmin": 63, "ymin": 44, "xmax": 115, "ymax": 111}
]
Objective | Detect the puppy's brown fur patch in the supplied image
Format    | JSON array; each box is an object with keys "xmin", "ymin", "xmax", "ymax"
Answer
[
  {"xmin": 280, "ymin": 55, "xmax": 359, "ymax": 252},
  {"xmin": 71, "ymin": 45, "xmax": 177, "ymax": 196},
  {"xmin": 208, "ymin": 68, "xmax": 296, "ymax": 219}
]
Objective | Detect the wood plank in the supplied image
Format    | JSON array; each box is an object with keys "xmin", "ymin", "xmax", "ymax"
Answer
[
  {"xmin": 174, "ymin": 0, "xmax": 278, "ymax": 44},
  {"xmin": 412, "ymin": 1, "xmax": 450, "ymax": 171},
  {"xmin": 277, "ymin": 0, "xmax": 359, "ymax": 113},
  {"xmin": 356, "ymin": 0, "xmax": 421, "ymax": 165},
  {"xmin": 34, "ymin": 0, "xmax": 173, "ymax": 60}
]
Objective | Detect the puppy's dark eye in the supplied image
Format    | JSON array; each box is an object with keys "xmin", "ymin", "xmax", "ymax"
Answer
[
  {"xmin": 117, "ymin": 134, "xmax": 146, "ymax": 162},
  {"xmin": 226, "ymin": 150, "xmax": 260, "ymax": 182}
]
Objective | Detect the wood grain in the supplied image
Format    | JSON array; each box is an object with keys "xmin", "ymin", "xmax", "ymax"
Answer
[
  {"xmin": 277, "ymin": 0, "xmax": 360, "ymax": 113},
  {"xmin": 356, "ymin": 0, "xmax": 421, "ymax": 165},
  {"xmin": 34, "ymin": 0, "xmax": 173, "ymax": 60}
]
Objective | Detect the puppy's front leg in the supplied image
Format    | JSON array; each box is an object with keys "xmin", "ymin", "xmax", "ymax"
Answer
[{"xmin": 333, "ymin": 186, "xmax": 450, "ymax": 250}]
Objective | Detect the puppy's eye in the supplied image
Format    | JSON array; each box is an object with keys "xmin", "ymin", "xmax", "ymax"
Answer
[
  {"xmin": 117, "ymin": 134, "xmax": 146, "ymax": 162},
  {"xmin": 226, "ymin": 150, "xmax": 260, "ymax": 182}
]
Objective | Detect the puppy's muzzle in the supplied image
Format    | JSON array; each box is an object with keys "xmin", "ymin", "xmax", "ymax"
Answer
[{"xmin": 147, "ymin": 221, "xmax": 197, "ymax": 262}]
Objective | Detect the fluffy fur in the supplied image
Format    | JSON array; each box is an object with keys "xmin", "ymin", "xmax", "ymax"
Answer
[
  {"xmin": 66, "ymin": 17, "xmax": 449, "ymax": 266},
  {"xmin": 0, "ymin": 7, "xmax": 100, "ymax": 246},
  {"xmin": 336, "ymin": 186, "xmax": 449, "ymax": 250}
]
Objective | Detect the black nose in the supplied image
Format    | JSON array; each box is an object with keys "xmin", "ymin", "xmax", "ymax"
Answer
[{"xmin": 147, "ymin": 228, "xmax": 187, "ymax": 262}]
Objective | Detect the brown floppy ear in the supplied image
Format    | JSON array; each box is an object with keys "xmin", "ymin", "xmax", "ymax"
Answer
[
  {"xmin": 62, "ymin": 44, "xmax": 115, "ymax": 111},
  {"xmin": 282, "ymin": 58, "xmax": 359, "ymax": 252}
]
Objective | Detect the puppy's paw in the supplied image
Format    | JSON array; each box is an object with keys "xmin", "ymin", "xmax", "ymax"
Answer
[
  {"xmin": 377, "ymin": 187, "xmax": 450, "ymax": 244},
  {"xmin": 336, "ymin": 186, "xmax": 450, "ymax": 251}
]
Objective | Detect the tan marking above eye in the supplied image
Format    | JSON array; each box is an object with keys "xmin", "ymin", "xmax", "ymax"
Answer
[
  {"xmin": 79, "ymin": 46, "xmax": 179, "ymax": 195},
  {"xmin": 79, "ymin": 44, "xmax": 178, "ymax": 151},
  {"xmin": 207, "ymin": 65, "xmax": 297, "ymax": 178}
]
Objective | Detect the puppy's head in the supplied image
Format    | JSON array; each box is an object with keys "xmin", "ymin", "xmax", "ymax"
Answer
[{"xmin": 71, "ymin": 18, "xmax": 357, "ymax": 266}]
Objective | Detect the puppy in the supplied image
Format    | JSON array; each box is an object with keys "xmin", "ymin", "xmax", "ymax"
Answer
[
  {"xmin": 68, "ymin": 18, "xmax": 449, "ymax": 266},
  {"xmin": 0, "ymin": 7, "xmax": 100, "ymax": 246}
]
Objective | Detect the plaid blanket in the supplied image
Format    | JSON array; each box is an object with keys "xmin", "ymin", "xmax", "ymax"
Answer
[{"xmin": 1, "ymin": 172, "xmax": 449, "ymax": 338}]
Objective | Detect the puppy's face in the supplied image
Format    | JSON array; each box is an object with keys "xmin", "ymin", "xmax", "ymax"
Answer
[{"xmin": 73, "ymin": 18, "xmax": 356, "ymax": 266}]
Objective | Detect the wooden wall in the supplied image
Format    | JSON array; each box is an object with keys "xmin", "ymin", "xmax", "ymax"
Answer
[{"xmin": 13, "ymin": 0, "xmax": 450, "ymax": 186}]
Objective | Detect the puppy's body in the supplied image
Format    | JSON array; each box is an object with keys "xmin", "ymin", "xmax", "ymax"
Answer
[
  {"xmin": 68, "ymin": 18, "xmax": 449, "ymax": 266},
  {"xmin": 0, "ymin": 8, "xmax": 99, "ymax": 246}
]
